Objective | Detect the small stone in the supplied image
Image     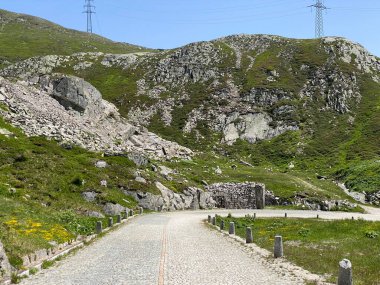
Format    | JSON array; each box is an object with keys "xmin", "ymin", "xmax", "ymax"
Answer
[
  {"xmin": 100, "ymin": 180, "xmax": 107, "ymax": 187},
  {"xmin": 82, "ymin": 191, "xmax": 97, "ymax": 202},
  {"xmin": 135, "ymin": 176, "xmax": 147, "ymax": 184},
  {"xmin": 95, "ymin": 160, "xmax": 107, "ymax": 168}
]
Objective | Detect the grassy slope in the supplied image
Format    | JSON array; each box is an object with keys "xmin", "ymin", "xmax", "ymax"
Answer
[
  {"xmin": 0, "ymin": 9, "xmax": 152, "ymax": 67},
  {"xmin": 216, "ymin": 216, "xmax": 380, "ymax": 285},
  {"xmin": 0, "ymin": 117, "xmax": 148, "ymax": 268}
]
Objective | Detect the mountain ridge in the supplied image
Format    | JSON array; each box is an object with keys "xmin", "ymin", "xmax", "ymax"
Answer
[{"xmin": 0, "ymin": 9, "xmax": 154, "ymax": 68}]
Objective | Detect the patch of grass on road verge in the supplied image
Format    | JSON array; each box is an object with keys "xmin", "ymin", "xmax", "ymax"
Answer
[{"xmin": 215, "ymin": 216, "xmax": 380, "ymax": 285}]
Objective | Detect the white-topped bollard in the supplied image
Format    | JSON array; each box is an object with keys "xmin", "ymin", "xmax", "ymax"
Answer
[
  {"xmin": 212, "ymin": 216, "xmax": 216, "ymax": 226},
  {"xmin": 208, "ymin": 215, "xmax": 211, "ymax": 223},
  {"xmin": 338, "ymin": 259, "xmax": 353, "ymax": 285},
  {"xmin": 220, "ymin": 220, "xmax": 225, "ymax": 230},
  {"xmin": 274, "ymin": 235, "xmax": 283, "ymax": 258},
  {"xmin": 117, "ymin": 214, "xmax": 122, "ymax": 224},
  {"xmin": 229, "ymin": 222, "xmax": 235, "ymax": 235},
  {"xmin": 246, "ymin": 227, "xmax": 253, "ymax": 244},
  {"xmin": 108, "ymin": 217, "xmax": 113, "ymax": 228},
  {"xmin": 139, "ymin": 207, "xmax": 144, "ymax": 215}
]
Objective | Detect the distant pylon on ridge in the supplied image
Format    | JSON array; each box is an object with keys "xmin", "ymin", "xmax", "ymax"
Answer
[
  {"xmin": 308, "ymin": 0, "xmax": 329, "ymax": 38},
  {"xmin": 83, "ymin": 0, "xmax": 96, "ymax": 34}
]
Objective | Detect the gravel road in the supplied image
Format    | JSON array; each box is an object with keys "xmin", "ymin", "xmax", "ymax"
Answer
[{"xmin": 21, "ymin": 209, "xmax": 380, "ymax": 285}]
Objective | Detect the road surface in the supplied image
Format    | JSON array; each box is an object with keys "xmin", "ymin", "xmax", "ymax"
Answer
[{"xmin": 21, "ymin": 209, "xmax": 380, "ymax": 285}]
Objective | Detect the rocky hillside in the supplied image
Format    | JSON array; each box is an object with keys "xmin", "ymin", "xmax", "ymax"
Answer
[
  {"xmin": 2, "ymin": 33, "xmax": 380, "ymax": 197},
  {"xmin": 0, "ymin": 10, "xmax": 380, "ymax": 278},
  {"xmin": 0, "ymin": 9, "xmax": 152, "ymax": 68}
]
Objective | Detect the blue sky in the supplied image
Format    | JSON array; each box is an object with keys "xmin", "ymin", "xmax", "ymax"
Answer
[{"xmin": 1, "ymin": 0, "xmax": 380, "ymax": 55}]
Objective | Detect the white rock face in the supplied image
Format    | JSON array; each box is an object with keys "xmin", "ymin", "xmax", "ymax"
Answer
[{"xmin": 220, "ymin": 112, "xmax": 298, "ymax": 144}]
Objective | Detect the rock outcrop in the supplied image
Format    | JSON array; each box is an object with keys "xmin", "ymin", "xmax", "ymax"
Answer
[
  {"xmin": 0, "ymin": 241, "xmax": 11, "ymax": 283},
  {"xmin": 0, "ymin": 75, "xmax": 192, "ymax": 159}
]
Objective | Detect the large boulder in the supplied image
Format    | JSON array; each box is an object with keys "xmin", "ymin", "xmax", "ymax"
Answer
[
  {"xmin": 0, "ymin": 241, "xmax": 11, "ymax": 282},
  {"xmin": 125, "ymin": 191, "xmax": 164, "ymax": 210},
  {"xmin": 103, "ymin": 203, "xmax": 126, "ymax": 216},
  {"xmin": 51, "ymin": 76, "xmax": 101, "ymax": 113}
]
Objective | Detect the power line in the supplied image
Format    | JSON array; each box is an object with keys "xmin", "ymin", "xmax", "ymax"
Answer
[
  {"xmin": 83, "ymin": 0, "xmax": 96, "ymax": 34},
  {"xmin": 308, "ymin": 0, "xmax": 329, "ymax": 38}
]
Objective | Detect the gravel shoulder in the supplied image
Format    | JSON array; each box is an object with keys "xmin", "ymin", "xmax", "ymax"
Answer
[{"xmin": 20, "ymin": 209, "xmax": 380, "ymax": 285}]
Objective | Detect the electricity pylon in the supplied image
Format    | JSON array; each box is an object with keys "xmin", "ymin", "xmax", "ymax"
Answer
[{"xmin": 83, "ymin": 0, "xmax": 96, "ymax": 34}]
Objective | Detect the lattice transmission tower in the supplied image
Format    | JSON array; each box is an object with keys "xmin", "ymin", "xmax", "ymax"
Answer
[
  {"xmin": 308, "ymin": 0, "xmax": 329, "ymax": 38},
  {"xmin": 83, "ymin": 0, "xmax": 96, "ymax": 33}
]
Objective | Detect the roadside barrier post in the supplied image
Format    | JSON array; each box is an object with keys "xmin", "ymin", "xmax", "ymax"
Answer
[
  {"xmin": 338, "ymin": 259, "xmax": 353, "ymax": 285},
  {"xmin": 246, "ymin": 227, "xmax": 253, "ymax": 243},
  {"xmin": 96, "ymin": 221, "xmax": 102, "ymax": 234},
  {"xmin": 274, "ymin": 235, "xmax": 283, "ymax": 258},
  {"xmin": 220, "ymin": 220, "xmax": 225, "ymax": 230},
  {"xmin": 229, "ymin": 222, "xmax": 235, "ymax": 235},
  {"xmin": 108, "ymin": 217, "xmax": 113, "ymax": 228}
]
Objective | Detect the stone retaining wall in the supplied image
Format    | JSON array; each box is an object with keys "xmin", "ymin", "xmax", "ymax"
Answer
[{"xmin": 206, "ymin": 182, "xmax": 269, "ymax": 209}]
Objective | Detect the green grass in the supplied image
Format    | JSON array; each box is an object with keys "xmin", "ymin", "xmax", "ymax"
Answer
[
  {"xmin": 0, "ymin": 117, "xmax": 149, "ymax": 267},
  {"xmin": 216, "ymin": 216, "xmax": 380, "ymax": 285},
  {"xmin": 0, "ymin": 9, "xmax": 152, "ymax": 65},
  {"xmin": 160, "ymin": 153, "xmax": 353, "ymax": 201}
]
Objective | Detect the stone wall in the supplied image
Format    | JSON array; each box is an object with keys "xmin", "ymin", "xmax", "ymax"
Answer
[
  {"xmin": 206, "ymin": 182, "xmax": 268, "ymax": 209},
  {"xmin": 126, "ymin": 182, "xmax": 216, "ymax": 211}
]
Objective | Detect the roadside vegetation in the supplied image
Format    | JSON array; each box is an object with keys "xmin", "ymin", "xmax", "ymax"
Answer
[{"xmin": 215, "ymin": 215, "xmax": 380, "ymax": 285}]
